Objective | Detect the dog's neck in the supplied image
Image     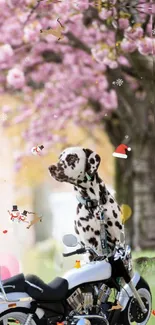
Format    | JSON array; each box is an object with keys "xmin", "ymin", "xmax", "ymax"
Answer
[{"xmin": 74, "ymin": 173, "xmax": 108, "ymax": 201}]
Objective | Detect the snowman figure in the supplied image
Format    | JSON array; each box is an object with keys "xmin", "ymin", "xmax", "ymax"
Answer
[
  {"xmin": 18, "ymin": 210, "xmax": 29, "ymax": 224},
  {"xmin": 31, "ymin": 145, "xmax": 44, "ymax": 155},
  {"xmin": 8, "ymin": 205, "xmax": 20, "ymax": 222}
]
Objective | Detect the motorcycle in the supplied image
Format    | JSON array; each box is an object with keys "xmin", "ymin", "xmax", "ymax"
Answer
[{"xmin": 0, "ymin": 234, "xmax": 152, "ymax": 325}]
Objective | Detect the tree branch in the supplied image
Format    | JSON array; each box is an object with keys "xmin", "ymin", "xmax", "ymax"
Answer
[{"xmin": 65, "ymin": 32, "xmax": 91, "ymax": 54}]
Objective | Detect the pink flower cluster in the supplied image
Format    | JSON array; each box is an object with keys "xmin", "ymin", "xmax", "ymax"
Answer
[
  {"xmin": 0, "ymin": 0, "xmax": 153, "ymax": 167},
  {"xmin": 7, "ymin": 67, "xmax": 25, "ymax": 89}
]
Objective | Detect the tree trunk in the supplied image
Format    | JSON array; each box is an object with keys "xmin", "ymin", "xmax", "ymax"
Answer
[
  {"xmin": 132, "ymin": 137, "xmax": 155, "ymax": 250},
  {"xmin": 115, "ymin": 153, "xmax": 134, "ymax": 247},
  {"xmin": 105, "ymin": 112, "xmax": 155, "ymax": 249}
]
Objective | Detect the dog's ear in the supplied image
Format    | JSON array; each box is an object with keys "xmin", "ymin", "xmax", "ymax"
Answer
[{"xmin": 83, "ymin": 148, "xmax": 101, "ymax": 180}]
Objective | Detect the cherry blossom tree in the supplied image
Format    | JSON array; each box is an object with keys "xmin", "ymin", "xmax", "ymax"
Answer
[{"xmin": 0, "ymin": 0, "xmax": 155, "ymax": 248}]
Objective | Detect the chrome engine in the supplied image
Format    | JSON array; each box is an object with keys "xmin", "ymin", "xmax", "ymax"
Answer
[
  {"xmin": 67, "ymin": 288, "xmax": 94, "ymax": 313},
  {"xmin": 67, "ymin": 284, "xmax": 111, "ymax": 314},
  {"xmin": 67, "ymin": 288, "xmax": 84, "ymax": 312}
]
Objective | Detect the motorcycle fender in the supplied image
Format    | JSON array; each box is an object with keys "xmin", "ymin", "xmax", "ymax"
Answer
[
  {"xmin": 117, "ymin": 272, "xmax": 140, "ymax": 311},
  {"xmin": 0, "ymin": 292, "xmax": 32, "ymax": 314}
]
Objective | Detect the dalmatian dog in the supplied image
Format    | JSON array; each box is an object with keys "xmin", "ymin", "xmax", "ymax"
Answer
[{"xmin": 48, "ymin": 147, "xmax": 125, "ymax": 258}]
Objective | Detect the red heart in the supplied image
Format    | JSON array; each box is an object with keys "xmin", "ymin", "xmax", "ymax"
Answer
[{"xmin": 3, "ymin": 230, "xmax": 8, "ymax": 234}]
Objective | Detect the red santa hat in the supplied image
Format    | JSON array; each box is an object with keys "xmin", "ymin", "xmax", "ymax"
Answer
[{"xmin": 113, "ymin": 144, "xmax": 131, "ymax": 159}]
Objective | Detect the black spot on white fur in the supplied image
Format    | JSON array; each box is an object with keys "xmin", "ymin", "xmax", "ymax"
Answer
[
  {"xmin": 94, "ymin": 230, "xmax": 100, "ymax": 236},
  {"xmin": 113, "ymin": 210, "xmax": 118, "ymax": 218},
  {"xmin": 106, "ymin": 235, "xmax": 114, "ymax": 244},
  {"xmin": 66, "ymin": 154, "xmax": 79, "ymax": 167},
  {"xmin": 115, "ymin": 221, "xmax": 122, "ymax": 230},
  {"xmin": 109, "ymin": 198, "xmax": 114, "ymax": 203},
  {"xmin": 74, "ymin": 221, "xmax": 79, "ymax": 235},
  {"xmin": 90, "ymin": 187, "xmax": 95, "ymax": 195},
  {"xmin": 77, "ymin": 203, "xmax": 82, "ymax": 214},
  {"xmin": 88, "ymin": 237, "xmax": 98, "ymax": 247},
  {"xmin": 80, "ymin": 216, "xmax": 89, "ymax": 222},
  {"xmin": 77, "ymin": 220, "xmax": 82, "ymax": 227},
  {"xmin": 90, "ymin": 158, "xmax": 95, "ymax": 164},
  {"xmin": 95, "ymin": 154, "xmax": 100, "ymax": 162}
]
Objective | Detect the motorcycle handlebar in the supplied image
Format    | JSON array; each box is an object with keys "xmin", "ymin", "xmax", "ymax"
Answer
[
  {"xmin": 63, "ymin": 248, "xmax": 86, "ymax": 257},
  {"xmin": 63, "ymin": 245, "xmax": 126, "ymax": 259}
]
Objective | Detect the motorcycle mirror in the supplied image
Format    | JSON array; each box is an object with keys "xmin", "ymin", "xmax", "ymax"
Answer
[{"xmin": 62, "ymin": 234, "xmax": 78, "ymax": 247}]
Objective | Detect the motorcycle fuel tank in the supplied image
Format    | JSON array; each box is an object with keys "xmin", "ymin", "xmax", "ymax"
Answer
[{"xmin": 63, "ymin": 260, "xmax": 112, "ymax": 289}]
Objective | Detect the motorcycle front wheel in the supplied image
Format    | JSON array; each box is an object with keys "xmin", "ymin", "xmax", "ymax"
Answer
[
  {"xmin": 0, "ymin": 308, "xmax": 42, "ymax": 325},
  {"xmin": 119, "ymin": 277, "xmax": 152, "ymax": 325}
]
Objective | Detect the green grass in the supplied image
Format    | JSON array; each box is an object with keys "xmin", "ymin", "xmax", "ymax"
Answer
[{"xmin": 133, "ymin": 251, "xmax": 155, "ymax": 325}]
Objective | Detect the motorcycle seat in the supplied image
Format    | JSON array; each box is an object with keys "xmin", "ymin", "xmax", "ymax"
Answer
[
  {"xmin": 25, "ymin": 274, "xmax": 68, "ymax": 301},
  {"xmin": 1, "ymin": 273, "xmax": 25, "ymax": 293}
]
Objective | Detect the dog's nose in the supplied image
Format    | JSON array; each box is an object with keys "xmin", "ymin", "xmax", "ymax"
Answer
[{"xmin": 48, "ymin": 165, "xmax": 57, "ymax": 174}]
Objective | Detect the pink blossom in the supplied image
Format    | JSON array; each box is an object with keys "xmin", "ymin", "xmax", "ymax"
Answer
[
  {"xmin": 25, "ymin": 0, "xmax": 36, "ymax": 5},
  {"xmin": 137, "ymin": 37, "xmax": 154, "ymax": 55},
  {"xmin": 0, "ymin": 44, "xmax": 13, "ymax": 61},
  {"xmin": 91, "ymin": 48, "xmax": 109, "ymax": 63},
  {"xmin": 118, "ymin": 18, "xmax": 130, "ymax": 30},
  {"xmin": 7, "ymin": 67, "xmax": 25, "ymax": 89},
  {"xmin": 137, "ymin": 2, "xmax": 155, "ymax": 15},
  {"xmin": 121, "ymin": 39, "xmax": 137, "ymax": 52},
  {"xmin": 100, "ymin": 90, "xmax": 118, "ymax": 110},
  {"xmin": 0, "ymin": 0, "xmax": 153, "ymax": 165},
  {"xmin": 2, "ymin": 21, "xmax": 23, "ymax": 46},
  {"xmin": 124, "ymin": 26, "xmax": 144, "ymax": 41},
  {"xmin": 6, "ymin": 0, "xmax": 24, "ymax": 8},
  {"xmin": 23, "ymin": 22, "xmax": 42, "ymax": 43},
  {"xmin": 103, "ymin": 57, "xmax": 118, "ymax": 69},
  {"xmin": 117, "ymin": 56, "xmax": 131, "ymax": 67},
  {"xmin": 99, "ymin": 8, "xmax": 112, "ymax": 20},
  {"xmin": 73, "ymin": 0, "xmax": 89, "ymax": 10}
]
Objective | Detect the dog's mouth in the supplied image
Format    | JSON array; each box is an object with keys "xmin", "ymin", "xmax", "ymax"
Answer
[
  {"xmin": 48, "ymin": 164, "xmax": 67, "ymax": 182},
  {"xmin": 48, "ymin": 164, "xmax": 77, "ymax": 185}
]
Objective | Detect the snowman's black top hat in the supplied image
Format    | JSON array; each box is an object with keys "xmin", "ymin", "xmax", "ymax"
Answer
[
  {"xmin": 39, "ymin": 145, "xmax": 44, "ymax": 150},
  {"xmin": 12, "ymin": 205, "xmax": 18, "ymax": 211},
  {"xmin": 22, "ymin": 210, "xmax": 28, "ymax": 216}
]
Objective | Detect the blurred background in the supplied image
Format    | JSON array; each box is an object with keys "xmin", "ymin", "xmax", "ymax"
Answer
[{"xmin": 0, "ymin": 0, "xmax": 155, "ymax": 323}]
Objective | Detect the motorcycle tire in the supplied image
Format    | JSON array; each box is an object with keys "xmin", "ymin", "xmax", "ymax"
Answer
[
  {"xmin": 118, "ymin": 276, "xmax": 152, "ymax": 325},
  {"xmin": 0, "ymin": 307, "xmax": 45, "ymax": 325}
]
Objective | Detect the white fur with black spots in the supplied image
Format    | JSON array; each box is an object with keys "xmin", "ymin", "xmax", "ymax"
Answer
[{"xmin": 49, "ymin": 147, "xmax": 125, "ymax": 259}]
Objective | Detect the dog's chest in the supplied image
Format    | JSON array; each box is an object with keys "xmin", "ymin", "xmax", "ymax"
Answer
[
  {"xmin": 75, "ymin": 198, "xmax": 123, "ymax": 252},
  {"xmin": 76, "ymin": 205, "xmax": 100, "ymax": 230}
]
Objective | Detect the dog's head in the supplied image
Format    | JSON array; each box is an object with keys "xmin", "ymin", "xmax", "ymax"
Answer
[{"xmin": 48, "ymin": 147, "xmax": 101, "ymax": 185}]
